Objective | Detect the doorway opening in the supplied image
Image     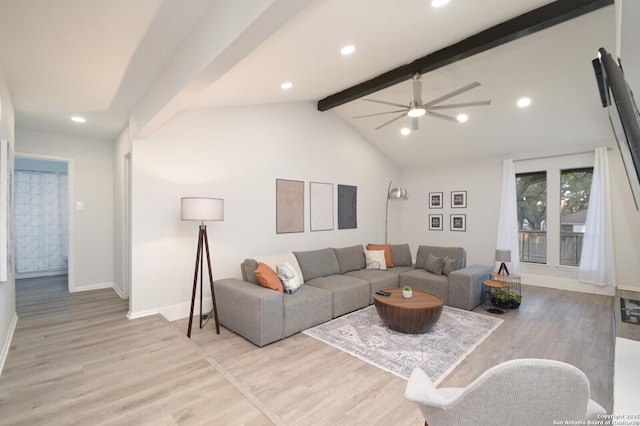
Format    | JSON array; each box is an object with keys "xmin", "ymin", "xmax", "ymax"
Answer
[{"xmin": 13, "ymin": 155, "xmax": 72, "ymax": 292}]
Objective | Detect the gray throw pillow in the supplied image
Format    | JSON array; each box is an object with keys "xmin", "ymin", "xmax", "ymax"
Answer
[
  {"xmin": 425, "ymin": 253, "xmax": 444, "ymax": 275},
  {"xmin": 391, "ymin": 244, "xmax": 412, "ymax": 266},
  {"xmin": 442, "ymin": 256, "xmax": 459, "ymax": 276}
]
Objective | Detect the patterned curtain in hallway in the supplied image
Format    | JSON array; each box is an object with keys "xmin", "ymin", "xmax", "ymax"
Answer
[{"xmin": 14, "ymin": 170, "xmax": 68, "ymax": 275}]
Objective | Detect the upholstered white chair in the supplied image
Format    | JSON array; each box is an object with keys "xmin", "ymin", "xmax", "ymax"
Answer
[{"xmin": 405, "ymin": 358, "xmax": 607, "ymax": 426}]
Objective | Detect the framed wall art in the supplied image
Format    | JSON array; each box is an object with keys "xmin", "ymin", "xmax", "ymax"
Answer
[
  {"xmin": 451, "ymin": 190, "xmax": 467, "ymax": 208},
  {"xmin": 276, "ymin": 179, "xmax": 304, "ymax": 234},
  {"xmin": 450, "ymin": 214, "xmax": 466, "ymax": 231},
  {"xmin": 429, "ymin": 214, "xmax": 443, "ymax": 231},
  {"xmin": 310, "ymin": 181, "xmax": 334, "ymax": 231},
  {"xmin": 337, "ymin": 184, "xmax": 357, "ymax": 229},
  {"xmin": 429, "ymin": 192, "xmax": 443, "ymax": 209}
]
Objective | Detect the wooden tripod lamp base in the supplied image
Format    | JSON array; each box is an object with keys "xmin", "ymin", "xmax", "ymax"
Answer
[{"xmin": 181, "ymin": 197, "xmax": 224, "ymax": 338}]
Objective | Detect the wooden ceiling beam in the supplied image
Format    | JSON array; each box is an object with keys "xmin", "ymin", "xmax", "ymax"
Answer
[{"xmin": 317, "ymin": 0, "xmax": 613, "ymax": 111}]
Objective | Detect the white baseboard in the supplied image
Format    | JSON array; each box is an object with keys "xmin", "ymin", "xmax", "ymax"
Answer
[
  {"xmin": 112, "ymin": 284, "xmax": 127, "ymax": 299},
  {"xmin": 159, "ymin": 297, "xmax": 213, "ymax": 322},
  {"xmin": 126, "ymin": 308, "xmax": 160, "ymax": 320},
  {"xmin": 521, "ymin": 274, "xmax": 616, "ymax": 296},
  {"xmin": 71, "ymin": 282, "xmax": 115, "ymax": 293},
  {"xmin": 617, "ymin": 285, "xmax": 640, "ymax": 293},
  {"xmin": 0, "ymin": 313, "xmax": 18, "ymax": 379}
]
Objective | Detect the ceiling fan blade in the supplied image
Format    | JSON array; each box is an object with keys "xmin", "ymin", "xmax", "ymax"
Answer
[
  {"xmin": 413, "ymin": 78, "xmax": 422, "ymax": 105},
  {"xmin": 423, "ymin": 82, "xmax": 482, "ymax": 108},
  {"xmin": 426, "ymin": 111, "xmax": 459, "ymax": 123},
  {"xmin": 427, "ymin": 100, "xmax": 491, "ymax": 110},
  {"xmin": 375, "ymin": 112, "xmax": 407, "ymax": 130},
  {"xmin": 411, "ymin": 117, "xmax": 419, "ymax": 131},
  {"xmin": 363, "ymin": 98, "xmax": 408, "ymax": 108},
  {"xmin": 353, "ymin": 109, "xmax": 407, "ymax": 119}
]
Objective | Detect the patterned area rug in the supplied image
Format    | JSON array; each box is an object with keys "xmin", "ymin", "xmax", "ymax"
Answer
[{"xmin": 303, "ymin": 305, "xmax": 503, "ymax": 385}]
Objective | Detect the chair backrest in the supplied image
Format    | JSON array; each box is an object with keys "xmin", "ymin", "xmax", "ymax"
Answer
[{"xmin": 421, "ymin": 359, "xmax": 592, "ymax": 426}]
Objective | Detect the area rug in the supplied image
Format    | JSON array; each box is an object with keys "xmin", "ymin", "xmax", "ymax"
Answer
[{"xmin": 302, "ymin": 305, "xmax": 503, "ymax": 385}]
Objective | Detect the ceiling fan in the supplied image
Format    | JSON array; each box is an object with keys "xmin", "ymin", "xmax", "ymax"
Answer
[{"xmin": 353, "ymin": 73, "xmax": 491, "ymax": 131}]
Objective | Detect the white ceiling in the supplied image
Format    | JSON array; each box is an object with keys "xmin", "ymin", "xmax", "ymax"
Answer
[{"xmin": 0, "ymin": 0, "xmax": 627, "ymax": 169}]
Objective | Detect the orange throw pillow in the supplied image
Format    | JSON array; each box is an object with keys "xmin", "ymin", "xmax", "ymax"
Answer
[
  {"xmin": 254, "ymin": 262, "xmax": 284, "ymax": 293},
  {"xmin": 367, "ymin": 244, "xmax": 394, "ymax": 268}
]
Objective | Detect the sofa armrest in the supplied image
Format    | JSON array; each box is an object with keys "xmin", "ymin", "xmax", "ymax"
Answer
[
  {"xmin": 448, "ymin": 264, "xmax": 492, "ymax": 310},
  {"xmin": 215, "ymin": 278, "xmax": 284, "ymax": 347}
]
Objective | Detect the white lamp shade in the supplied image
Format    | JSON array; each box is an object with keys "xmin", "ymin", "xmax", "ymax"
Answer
[
  {"xmin": 181, "ymin": 197, "xmax": 224, "ymax": 221},
  {"xmin": 495, "ymin": 249, "xmax": 511, "ymax": 263}
]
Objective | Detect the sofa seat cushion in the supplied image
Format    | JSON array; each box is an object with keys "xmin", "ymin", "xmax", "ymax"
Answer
[
  {"xmin": 282, "ymin": 285, "xmax": 333, "ymax": 338},
  {"xmin": 305, "ymin": 275, "xmax": 370, "ymax": 317},
  {"xmin": 345, "ymin": 269, "xmax": 399, "ymax": 304},
  {"xmin": 400, "ymin": 269, "xmax": 450, "ymax": 304},
  {"xmin": 294, "ymin": 248, "xmax": 341, "ymax": 281},
  {"xmin": 387, "ymin": 265, "xmax": 415, "ymax": 275}
]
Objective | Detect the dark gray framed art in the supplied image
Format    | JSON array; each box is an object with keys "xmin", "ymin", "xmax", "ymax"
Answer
[
  {"xmin": 276, "ymin": 179, "xmax": 304, "ymax": 233},
  {"xmin": 337, "ymin": 184, "xmax": 357, "ymax": 229}
]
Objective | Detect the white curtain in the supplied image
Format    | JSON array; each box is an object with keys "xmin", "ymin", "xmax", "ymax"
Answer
[
  {"xmin": 579, "ymin": 147, "xmax": 615, "ymax": 287},
  {"xmin": 496, "ymin": 159, "xmax": 521, "ymax": 275}
]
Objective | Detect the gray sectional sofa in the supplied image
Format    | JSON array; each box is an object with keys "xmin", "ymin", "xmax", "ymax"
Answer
[{"xmin": 215, "ymin": 244, "xmax": 491, "ymax": 347}]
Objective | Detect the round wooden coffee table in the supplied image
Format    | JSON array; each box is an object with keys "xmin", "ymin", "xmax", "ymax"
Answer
[{"xmin": 373, "ymin": 288, "xmax": 444, "ymax": 334}]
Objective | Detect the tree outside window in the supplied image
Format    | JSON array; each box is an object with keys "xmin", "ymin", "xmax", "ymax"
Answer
[
  {"xmin": 516, "ymin": 172, "xmax": 547, "ymax": 264},
  {"xmin": 560, "ymin": 168, "xmax": 593, "ymax": 266}
]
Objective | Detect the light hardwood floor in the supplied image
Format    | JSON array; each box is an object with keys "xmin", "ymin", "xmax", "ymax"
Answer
[{"xmin": 0, "ymin": 276, "xmax": 629, "ymax": 425}]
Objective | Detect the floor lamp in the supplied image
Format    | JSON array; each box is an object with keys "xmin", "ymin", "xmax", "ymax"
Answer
[
  {"xmin": 385, "ymin": 181, "xmax": 409, "ymax": 244},
  {"xmin": 181, "ymin": 197, "xmax": 224, "ymax": 338}
]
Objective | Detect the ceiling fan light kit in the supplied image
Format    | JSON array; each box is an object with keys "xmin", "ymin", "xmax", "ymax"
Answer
[{"xmin": 353, "ymin": 73, "xmax": 491, "ymax": 131}]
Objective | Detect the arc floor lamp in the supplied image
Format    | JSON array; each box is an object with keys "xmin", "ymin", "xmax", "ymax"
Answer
[
  {"xmin": 385, "ymin": 181, "xmax": 409, "ymax": 244},
  {"xmin": 181, "ymin": 197, "xmax": 223, "ymax": 338}
]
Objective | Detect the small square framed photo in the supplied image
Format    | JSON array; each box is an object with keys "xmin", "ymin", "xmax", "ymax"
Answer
[
  {"xmin": 450, "ymin": 214, "xmax": 466, "ymax": 231},
  {"xmin": 429, "ymin": 192, "xmax": 443, "ymax": 209},
  {"xmin": 451, "ymin": 190, "xmax": 467, "ymax": 208},
  {"xmin": 429, "ymin": 214, "xmax": 443, "ymax": 231}
]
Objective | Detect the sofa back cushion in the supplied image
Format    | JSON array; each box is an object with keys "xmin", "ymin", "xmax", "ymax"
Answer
[
  {"xmin": 415, "ymin": 246, "xmax": 465, "ymax": 270},
  {"xmin": 334, "ymin": 245, "xmax": 366, "ymax": 273},
  {"xmin": 241, "ymin": 258, "xmax": 259, "ymax": 284},
  {"xmin": 294, "ymin": 248, "xmax": 341, "ymax": 281},
  {"xmin": 390, "ymin": 244, "xmax": 413, "ymax": 266}
]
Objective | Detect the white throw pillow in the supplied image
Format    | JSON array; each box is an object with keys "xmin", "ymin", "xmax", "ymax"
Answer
[
  {"xmin": 276, "ymin": 262, "xmax": 301, "ymax": 294},
  {"xmin": 256, "ymin": 252, "xmax": 305, "ymax": 285},
  {"xmin": 365, "ymin": 250, "xmax": 387, "ymax": 270}
]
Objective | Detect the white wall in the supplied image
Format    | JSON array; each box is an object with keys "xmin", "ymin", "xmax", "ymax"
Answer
[
  {"xmin": 113, "ymin": 127, "xmax": 131, "ymax": 299},
  {"xmin": 0, "ymin": 67, "xmax": 16, "ymax": 377},
  {"xmin": 16, "ymin": 129, "xmax": 115, "ymax": 291},
  {"xmin": 401, "ymin": 148, "xmax": 640, "ymax": 294},
  {"xmin": 130, "ymin": 101, "xmax": 401, "ymax": 319}
]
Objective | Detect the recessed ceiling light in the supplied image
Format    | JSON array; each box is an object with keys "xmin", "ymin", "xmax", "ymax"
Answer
[
  {"xmin": 71, "ymin": 116, "xmax": 86, "ymax": 123},
  {"xmin": 517, "ymin": 97, "xmax": 531, "ymax": 108},
  {"xmin": 431, "ymin": 0, "xmax": 450, "ymax": 7},
  {"xmin": 400, "ymin": 127, "xmax": 411, "ymax": 136},
  {"xmin": 456, "ymin": 114, "xmax": 468, "ymax": 123},
  {"xmin": 280, "ymin": 81, "xmax": 293, "ymax": 90},
  {"xmin": 340, "ymin": 45, "xmax": 356, "ymax": 56}
]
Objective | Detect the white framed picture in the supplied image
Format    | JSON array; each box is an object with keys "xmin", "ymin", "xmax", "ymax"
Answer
[
  {"xmin": 429, "ymin": 214, "xmax": 443, "ymax": 231},
  {"xmin": 450, "ymin": 214, "xmax": 466, "ymax": 232},
  {"xmin": 451, "ymin": 190, "xmax": 467, "ymax": 208},
  {"xmin": 429, "ymin": 192, "xmax": 443, "ymax": 209}
]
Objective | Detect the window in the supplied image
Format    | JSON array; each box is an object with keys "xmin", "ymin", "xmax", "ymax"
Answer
[
  {"xmin": 516, "ymin": 172, "xmax": 547, "ymax": 264},
  {"xmin": 559, "ymin": 168, "xmax": 593, "ymax": 266}
]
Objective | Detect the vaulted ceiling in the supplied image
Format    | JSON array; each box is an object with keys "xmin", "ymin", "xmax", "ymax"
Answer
[{"xmin": 1, "ymin": 0, "xmax": 636, "ymax": 169}]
